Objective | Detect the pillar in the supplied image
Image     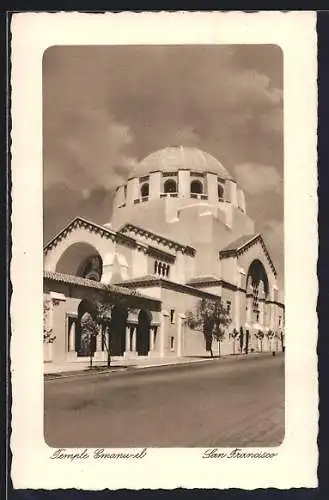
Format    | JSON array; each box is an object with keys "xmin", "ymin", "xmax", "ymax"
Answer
[
  {"xmin": 237, "ymin": 189, "xmax": 246, "ymax": 213},
  {"xmin": 150, "ymin": 326, "xmax": 154, "ymax": 351},
  {"xmin": 159, "ymin": 311, "xmax": 169, "ymax": 358},
  {"xmin": 178, "ymin": 170, "xmax": 190, "ymax": 198},
  {"xmin": 69, "ymin": 320, "xmax": 76, "ymax": 352},
  {"xmin": 149, "ymin": 171, "xmax": 161, "ymax": 199},
  {"xmin": 115, "ymin": 185, "xmax": 126, "ymax": 207},
  {"xmin": 126, "ymin": 177, "xmax": 139, "ymax": 205},
  {"xmin": 125, "ymin": 325, "xmax": 131, "ymax": 354},
  {"xmin": 225, "ymin": 179, "xmax": 238, "ymax": 207},
  {"xmin": 206, "ymin": 172, "xmax": 218, "ymax": 204},
  {"xmin": 177, "ymin": 314, "xmax": 186, "ymax": 358},
  {"xmin": 234, "ymin": 291, "xmax": 240, "ymax": 330},
  {"xmin": 131, "ymin": 326, "xmax": 137, "ymax": 353}
]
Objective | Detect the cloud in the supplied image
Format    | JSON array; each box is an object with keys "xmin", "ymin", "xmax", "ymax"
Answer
[
  {"xmin": 234, "ymin": 163, "xmax": 282, "ymax": 195},
  {"xmin": 44, "ymin": 109, "xmax": 137, "ymax": 191},
  {"xmin": 172, "ymin": 127, "xmax": 200, "ymax": 146},
  {"xmin": 43, "ymin": 45, "xmax": 283, "ymax": 184},
  {"xmin": 43, "ymin": 184, "xmax": 115, "ymax": 243},
  {"xmin": 43, "ymin": 45, "xmax": 284, "ymax": 282}
]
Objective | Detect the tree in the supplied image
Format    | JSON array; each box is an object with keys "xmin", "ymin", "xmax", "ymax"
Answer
[
  {"xmin": 43, "ymin": 299, "xmax": 56, "ymax": 344},
  {"xmin": 254, "ymin": 329, "xmax": 265, "ymax": 352},
  {"xmin": 186, "ymin": 298, "xmax": 231, "ymax": 358},
  {"xmin": 94, "ymin": 298, "xmax": 132, "ymax": 367},
  {"xmin": 95, "ymin": 301, "xmax": 113, "ymax": 367},
  {"xmin": 239, "ymin": 326, "xmax": 244, "ymax": 354},
  {"xmin": 80, "ymin": 311, "xmax": 99, "ymax": 367},
  {"xmin": 230, "ymin": 328, "xmax": 240, "ymax": 355}
]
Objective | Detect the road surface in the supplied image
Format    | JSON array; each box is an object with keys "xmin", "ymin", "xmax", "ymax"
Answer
[{"xmin": 44, "ymin": 353, "xmax": 284, "ymax": 448}]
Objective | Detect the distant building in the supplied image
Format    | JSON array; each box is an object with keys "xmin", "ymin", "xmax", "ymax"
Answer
[{"xmin": 44, "ymin": 146, "xmax": 284, "ymax": 366}]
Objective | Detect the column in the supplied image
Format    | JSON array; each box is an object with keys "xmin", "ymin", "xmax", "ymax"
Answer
[
  {"xmin": 234, "ymin": 291, "xmax": 240, "ymax": 330},
  {"xmin": 177, "ymin": 314, "xmax": 186, "ymax": 358},
  {"xmin": 178, "ymin": 170, "xmax": 190, "ymax": 198},
  {"xmin": 131, "ymin": 326, "xmax": 137, "ymax": 353},
  {"xmin": 126, "ymin": 177, "xmax": 139, "ymax": 205},
  {"xmin": 125, "ymin": 325, "xmax": 131, "ymax": 354},
  {"xmin": 226, "ymin": 179, "xmax": 238, "ymax": 207},
  {"xmin": 149, "ymin": 171, "xmax": 161, "ymax": 199},
  {"xmin": 69, "ymin": 321, "xmax": 76, "ymax": 352},
  {"xmin": 93, "ymin": 325, "xmax": 105, "ymax": 361},
  {"xmin": 206, "ymin": 172, "xmax": 218, "ymax": 204},
  {"xmin": 160, "ymin": 312, "xmax": 168, "ymax": 358},
  {"xmin": 115, "ymin": 185, "xmax": 125, "ymax": 207},
  {"xmin": 150, "ymin": 326, "xmax": 155, "ymax": 351},
  {"xmin": 96, "ymin": 326, "xmax": 102, "ymax": 352}
]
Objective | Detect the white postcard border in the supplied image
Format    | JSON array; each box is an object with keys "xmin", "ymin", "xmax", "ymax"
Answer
[{"xmin": 10, "ymin": 11, "xmax": 318, "ymax": 490}]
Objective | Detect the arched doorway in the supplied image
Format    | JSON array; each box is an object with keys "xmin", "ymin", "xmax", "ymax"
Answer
[
  {"xmin": 136, "ymin": 309, "xmax": 152, "ymax": 356},
  {"xmin": 246, "ymin": 260, "xmax": 269, "ymax": 298},
  {"xmin": 76, "ymin": 299, "xmax": 99, "ymax": 357},
  {"xmin": 246, "ymin": 260, "xmax": 270, "ymax": 344},
  {"xmin": 110, "ymin": 305, "xmax": 128, "ymax": 356}
]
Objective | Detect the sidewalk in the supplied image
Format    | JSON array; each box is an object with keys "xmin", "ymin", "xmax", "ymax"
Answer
[{"xmin": 44, "ymin": 351, "xmax": 278, "ymax": 378}]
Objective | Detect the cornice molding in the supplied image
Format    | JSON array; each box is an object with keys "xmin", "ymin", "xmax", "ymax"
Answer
[
  {"xmin": 219, "ymin": 234, "xmax": 277, "ymax": 277},
  {"xmin": 116, "ymin": 276, "xmax": 221, "ymax": 300},
  {"xmin": 44, "ymin": 270, "xmax": 162, "ymax": 309},
  {"xmin": 44, "ymin": 217, "xmax": 177, "ymax": 262},
  {"xmin": 187, "ymin": 278, "xmax": 245, "ymax": 293},
  {"xmin": 119, "ymin": 223, "xmax": 196, "ymax": 257}
]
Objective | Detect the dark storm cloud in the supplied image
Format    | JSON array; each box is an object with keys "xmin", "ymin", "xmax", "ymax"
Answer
[{"xmin": 43, "ymin": 44, "xmax": 283, "ymax": 284}]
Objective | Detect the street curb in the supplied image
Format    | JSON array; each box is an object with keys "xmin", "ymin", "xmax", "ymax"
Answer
[{"xmin": 44, "ymin": 352, "xmax": 281, "ymax": 381}]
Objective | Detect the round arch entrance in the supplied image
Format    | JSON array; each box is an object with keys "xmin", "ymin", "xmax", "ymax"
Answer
[
  {"xmin": 110, "ymin": 305, "xmax": 128, "ymax": 356},
  {"xmin": 76, "ymin": 298, "xmax": 99, "ymax": 357},
  {"xmin": 136, "ymin": 309, "xmax": 152, "ymax": 356},
  {"xmin": 246, "ymin": 259, "xmax": 269, "ymax": 297},
  {"xmin": 55, "ymin": 242, "xmax": 103, "ymax": 281}
]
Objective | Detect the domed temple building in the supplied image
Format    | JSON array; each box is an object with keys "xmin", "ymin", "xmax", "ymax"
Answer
[{"xmin": 43, "ymin": 146, "xmax": 285, "ymax": 366}]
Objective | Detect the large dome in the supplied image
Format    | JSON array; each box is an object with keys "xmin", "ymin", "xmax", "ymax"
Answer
[{"xmin": 129, "ymin": 146, "xmax": 232, "ymax": 180}]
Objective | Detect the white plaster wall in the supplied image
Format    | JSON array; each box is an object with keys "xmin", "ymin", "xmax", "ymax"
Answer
[{"xmin": 132, "ymin": 248, "xmax": 148, "ymax": 277}]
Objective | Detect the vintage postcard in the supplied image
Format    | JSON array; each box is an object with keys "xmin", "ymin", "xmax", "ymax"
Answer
[{"xmin": 10, "ymin": 11, "xmax": 318, "ymax": 490}]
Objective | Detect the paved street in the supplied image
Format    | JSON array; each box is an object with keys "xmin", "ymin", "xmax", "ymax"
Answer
[{"xmin": 44, "ymin": 353, "xmax": 284, "ymax": 448}]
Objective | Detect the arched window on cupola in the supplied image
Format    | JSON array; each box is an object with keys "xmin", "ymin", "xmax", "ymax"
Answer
[
  {"xmin": 218, "ymin": 183, "xmax": 224, "ymax": 201},
  {"xmin": 164, "ymin": 179, "xmax": 177, "ymax": 194},
  {"xmin": 141, "ymin": 183, "xmax": 149, "ymax": 199},
  {"xmin": 190, "ymin": 180, "xmax": 203, "ymax": 195}
]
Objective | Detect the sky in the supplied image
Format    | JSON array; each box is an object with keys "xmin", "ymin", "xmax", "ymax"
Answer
[{"xmin": 43, "ymin": 44, "xmax": 284, "ymax": 287}]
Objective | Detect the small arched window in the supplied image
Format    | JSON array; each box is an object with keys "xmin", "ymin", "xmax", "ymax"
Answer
[
  {"xmin": 190, "ymin": 180, "xmax": 203, "ymax": 194},
  {"xmin": 141, "ymin": 183, "xmax": 149, "ymax": 198},
  {"xmin": 218, "ymin": 184, "xmax": 224, "ymax": 201},
  {"xmin": 154, "ymin": 260, "xmax": 158, "ymax": 274},
  {"xmin": 164, "ymin": 179, "xmax": 177, "ymax": 194}
]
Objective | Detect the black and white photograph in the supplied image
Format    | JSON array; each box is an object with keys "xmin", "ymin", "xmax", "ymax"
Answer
[
  {"xmin": 42, "ymin": 44, "xmax": 285, "ymax": 448},
  {"xmin": 10, "ymin": 11, "xmax": 317, "ymax": 490}
]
